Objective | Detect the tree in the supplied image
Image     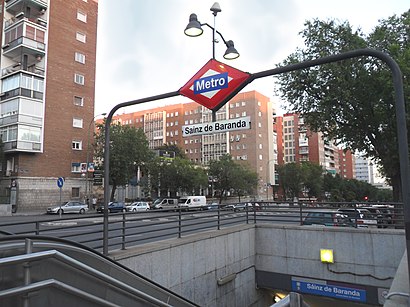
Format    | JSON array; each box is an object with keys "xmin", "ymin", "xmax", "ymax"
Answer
[
  {"xmin": 208, "ymin": 154, "xmax": 258, "ymax": 203},
  {"xmin": 94, "ymin": 121, "xmax": 154, "ymax": 201},
  {"xmin": 277, "ymin": 163, "xmax": 304, "ymax": 200},
  {"xmin": 301, "ymin": 162, "xmax": 324, "ymax": 199},
  {"xmin": 148, "ymin": 157, "xmax": 207, "ymax": 197},
  {"xmin": 231, "ymin": 164, "xmax": 259, "ymax": 202},
  {"xmin": 275, "ymin": 11, "xmax": 410, "ymax": 200}
]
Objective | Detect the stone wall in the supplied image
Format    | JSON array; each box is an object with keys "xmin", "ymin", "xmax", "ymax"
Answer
[
  {"xmin": 0, "ymin": 177, "xmax": 88, "ymax": 211},
  {"xmin": 111, "ymin": 225, "xmax": 264, "ymax": 307}
]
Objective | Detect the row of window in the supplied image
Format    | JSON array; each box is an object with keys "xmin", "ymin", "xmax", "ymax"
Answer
[
  {"xmin": 229, "ymin": 101, "xmax": 247, "ymax": 108},
  {"xmin": 71, "ymin": 4, "xmax": 90, "ymax": 158}
]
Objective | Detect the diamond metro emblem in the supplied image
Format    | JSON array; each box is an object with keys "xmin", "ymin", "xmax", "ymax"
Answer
[{"xmin": 180, "ymin": 59, "xmax": 250, "ymax": 111}]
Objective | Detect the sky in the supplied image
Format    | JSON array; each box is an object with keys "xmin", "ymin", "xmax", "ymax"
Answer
[{"xmin": 94, "ymin": 1, "xmax": 409, "ymax": 116}]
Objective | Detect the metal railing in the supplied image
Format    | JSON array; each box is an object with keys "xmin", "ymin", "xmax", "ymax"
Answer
[
  {"xmin": 0, "ymin": 201, "xmax": 404, "ymax": 254},
  {"xmin": 0, "ymin": 236, "xmax": 198, "ymax": 307}
]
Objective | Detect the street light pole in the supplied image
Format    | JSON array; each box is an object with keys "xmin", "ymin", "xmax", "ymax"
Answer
[{"xmin": 85, "ymin": 112, "xmax": 106, "ymax": 208}]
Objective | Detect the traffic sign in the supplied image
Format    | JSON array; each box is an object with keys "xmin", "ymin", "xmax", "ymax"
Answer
[
  {"xmin": 57, "ymin": 177, "xmax": 64, "ymax": 188},
  {"xmin": 180, "ymin": 59, "xmax": 250, "ymax": 111}
]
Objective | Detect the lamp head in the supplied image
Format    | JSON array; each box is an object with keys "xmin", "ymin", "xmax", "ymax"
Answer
[
  {"xmin": 184, "ymin": 14, "xmax": 203, "ymax": 37},
  {"xmin": 223, "ymin": 40, "xmax": 240, "ymax": 60},
  {"xmin": 210, "ymin": 2, "xmax": 221, "ymax": 16}
]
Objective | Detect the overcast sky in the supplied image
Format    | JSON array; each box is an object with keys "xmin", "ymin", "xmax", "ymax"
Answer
[{"xmin": 94, "ymin": 1, "xmax": 409, "ymax": 116}]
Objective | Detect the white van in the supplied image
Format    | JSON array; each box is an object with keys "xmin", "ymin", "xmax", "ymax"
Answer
[{"xmin": 178, "ymin": 196, "xmax": 206, "ymax": 210}]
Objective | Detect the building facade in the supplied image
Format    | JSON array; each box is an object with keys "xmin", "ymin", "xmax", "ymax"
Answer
[
  {"xmin": 111, "ymin": 90, "xmax": 275, "ymax": 199},
  {"xmin": 275, "ymin": 113, "xmax": 355, "ymax": 178},
  {"xmin": 0, "ymin": 0, "xmax": 98, "ymax": 210}
]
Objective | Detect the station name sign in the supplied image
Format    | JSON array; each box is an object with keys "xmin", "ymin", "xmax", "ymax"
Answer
[
  {"xmin": 291, "ymin": 277, "xmax": 366, "ymax": 302},
  {"xmin": 182, "ymin": 116, "xmax": 251, "ymax": 137}
]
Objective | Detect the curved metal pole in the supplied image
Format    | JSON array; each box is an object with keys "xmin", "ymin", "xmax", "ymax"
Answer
[
  {"xmin": 103, "ymin": 91, "xmax": 180, "ymax": 255},
  {"xmin": 102, "ymin": 50, "xmax": 410, "ymax": 293},
  {"xmin": 247, "ymin": 48, "xmax": 409, "ymax": 290}
]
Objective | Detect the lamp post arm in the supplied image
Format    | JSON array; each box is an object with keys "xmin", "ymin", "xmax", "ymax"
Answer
[
  {"xmin": 103, "ymin": 90, "xmax": 180, "ymax": 255},
  {"xmin": 201, "ymin": 23, "xmax": 230, "ymax": 46}
]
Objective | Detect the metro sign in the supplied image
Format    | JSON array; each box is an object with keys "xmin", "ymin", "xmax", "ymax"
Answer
[{"xmin": 180, "ymin": 59, "xmax": 250, "ymax": 111}]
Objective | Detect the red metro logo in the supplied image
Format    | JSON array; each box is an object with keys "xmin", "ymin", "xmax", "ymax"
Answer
[{"xmin": 180, "ymin": 59, "xmax": 250, "ymax": 111}]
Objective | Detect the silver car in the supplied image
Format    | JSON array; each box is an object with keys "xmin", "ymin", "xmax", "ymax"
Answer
[
  {"xmin": 126, "ymin": 201, "xmax": 150, "ymax": 212},
  {"xmin": 47, "ymin": 201, "xmax": 88, "ymax": 214}
]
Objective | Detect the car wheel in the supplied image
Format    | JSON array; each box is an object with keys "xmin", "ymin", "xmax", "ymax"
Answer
[
  {"xmin": 57, "ymin": 209, "xmax": 63, "ymax": 215},
  {"xmin": 132, "ymin": 208, "xmax": 136, "ymax": 212},
  {"xmin": 122, "ymin": 209, "xmax": 126, "ymax": 213},
  {"xmin": 79, "ymin": 208, "xmax": 85, "ymax": 214}
]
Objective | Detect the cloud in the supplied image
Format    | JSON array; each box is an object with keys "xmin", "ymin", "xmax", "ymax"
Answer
[{"xmin": 95, "ymin": 0, "xmax": 409, "ymax": 115}]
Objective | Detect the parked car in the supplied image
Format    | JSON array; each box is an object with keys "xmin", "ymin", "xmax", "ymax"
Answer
[
  {"xmin": 302, "ymin": 210, "xmax": 350, "ymax": 227},
  {"xmin": 204, "ymin": 203, "xmax": 220, "ymax": 210},
  {"xmin": 337, "ymin": 208, "xmax": 378, "ymax": 228},
  {"xmin": 151, "ymin": 198, "xmax": 179, "ymax": 209},
  {"xmin": 96, "ymin": 202, "xmax": 126, "ymax": 213},
  {"xmin": 126, "ymin": 201, "xmax": 150, "ymax": 212},
  {"xmin": 362, "ymin": 205, "xmax": 394, "ymax": 228},
  {"xmin": 47, "ymin": 201, "xmax": 88, "ymax": 214},
  {"xmin": 227, "ymin": 203, "xmax": 260, "ymax": 212}
]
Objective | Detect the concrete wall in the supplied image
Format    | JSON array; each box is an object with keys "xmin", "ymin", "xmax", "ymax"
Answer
[
  {"xmin": 111, "ymin": 225, "xmax": 263, "ymax": 307},
  {"xmin": 110, "ymin": 224, "xmax": 405, "ymax": 306},
  {"xmin": 256, "ymin": 224, "xmax": 405, "ymax": 288}
]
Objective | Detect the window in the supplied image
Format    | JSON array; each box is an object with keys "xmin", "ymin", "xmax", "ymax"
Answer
[
  {"xmin": 76, "ymin": 32, "xmax": 86, "ymax": 43},
  {"xmin": 72, "ymin": 187, "xmax": 80, "ymax": 198},
  {"xmin": 73, "ymin": 117, "xmax": 83, "ymax": 128},
  {"xmin": 77, "ymin": 10, "xmax": 87, "ymax": 23},
  {"xmin": 72, "ymin": 140, "xmax": 82, "ymax": 150},
  {"xmin": 74, "ymin": 73, "xmax": 84, "ymax": 85},
  {"xmin": 75, "ymin": 52, "xmax": 85, "ymax": 64},
  {"xmin": 71, "ymin": 162, "xmax": 81, "ymax": 173},
  {"xmin": 74, "ymin": 96, "xmax": 84, "ymax": 106},
  {"xmin": 25, "ymin": 25, "xmax": 45, "ymax": 43}
]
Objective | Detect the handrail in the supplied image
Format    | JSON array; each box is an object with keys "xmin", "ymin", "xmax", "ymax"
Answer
[
  {"xmin": 0, "ymin": 279, "xmax": 119, "ymax": 307},
  {"xmin": 0, "ymin": 236, "xmax": 199, "ymax": 307},
  {"xmin": 0, "ymin": 250, "xmax": 173, "ymax": 306},
  {"xmin": 0, "ymin": 201, "xmax": 404, "ymax": 253}
]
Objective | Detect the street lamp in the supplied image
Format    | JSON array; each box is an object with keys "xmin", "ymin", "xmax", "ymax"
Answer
[
  {"xmin": 85, "ymin": 112, "xmax": 106, "ymax": 208},
  {"xmin": 184, "ymin": 2, "xmax": 240, "ymax": 60}
]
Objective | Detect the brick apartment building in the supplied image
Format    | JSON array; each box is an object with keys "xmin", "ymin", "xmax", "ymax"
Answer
[
  {"xmin": 110, "ymin": 90, "xmax": 276, "ymax": 199},
  {"xmin": 0, "ymin": 0, "xmax": 98, "ymax": 210},
  {"xmin": 274, "ymin": 112, "xmax": 355, "ymax": 178}
]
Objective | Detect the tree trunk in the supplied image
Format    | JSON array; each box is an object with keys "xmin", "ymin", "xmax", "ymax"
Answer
[{"xmin": 110, "ymin": 182, "xmax": 117, "ymax": 202}]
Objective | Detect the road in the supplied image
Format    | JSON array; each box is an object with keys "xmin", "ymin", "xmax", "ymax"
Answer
[{"xmin": 0, "ymin": 209, "xmax": 303, "ymax": 252}]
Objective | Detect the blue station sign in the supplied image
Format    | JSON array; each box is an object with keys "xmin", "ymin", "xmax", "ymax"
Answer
[{"xmin": 291, "ymin": 277, "xmax": 367, "ymax": 303}]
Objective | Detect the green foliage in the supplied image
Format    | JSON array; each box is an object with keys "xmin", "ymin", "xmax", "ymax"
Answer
[
  {"xmin": 277, "ymin": 163, "xmax": 392, "ymax": 201},
  {"xmin": 148, "ymin": 157, "xmax": 207, "ymax": 196},
  {"xmin": 275, "ymin": 11, "xmax": 410, "ymax": 200},
  {"xmin": 208, "ymin": 154, "xmax": 258, "ymax": 202},
  {"xmin": 94, "ymin": 120, "xmax": 154, "ymax": 201}
]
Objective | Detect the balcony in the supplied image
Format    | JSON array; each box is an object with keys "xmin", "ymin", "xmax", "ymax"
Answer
[
  {"xmin": 2, "ymin": 63, "xmax": 45, "ymax": 78},
  {"xmin": 5, "ymin": 0, "xmax": 48, "ymax": 15},
  {"xmin": 3, "ymin": 140, "xmax": 41, "ymax": 152},
  {"xmin": 3, "ymin": 36, "xmax": 45, "ymax": 60},
  {"xmin": 5, "ymin": 16, "xmax": 47, "ymax": 29},
  {"xmin": 1, "ymin": 87, "xmax": 43, "ymax": 101}
]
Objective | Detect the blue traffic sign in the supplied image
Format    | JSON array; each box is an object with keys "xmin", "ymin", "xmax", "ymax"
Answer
[{"xmin": 57, "ymin": 177, "xmax": 64, "ymax": 188}]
